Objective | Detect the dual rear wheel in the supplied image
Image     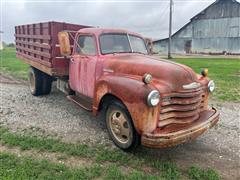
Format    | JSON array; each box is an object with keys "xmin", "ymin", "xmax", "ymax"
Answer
[{"xmin": 28, "ymin": 66, "xmax": 52, "ymax": 96}]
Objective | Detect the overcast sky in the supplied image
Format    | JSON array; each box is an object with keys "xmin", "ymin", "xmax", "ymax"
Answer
[{"xmin": 1, "ymin": 0, "xmax": 239, "ymax": 43}]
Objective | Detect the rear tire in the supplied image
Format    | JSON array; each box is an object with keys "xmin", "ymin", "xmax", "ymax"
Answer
[
  {"xmin": 28, "ymin": 67, "xmax": 43, "ymax": 96},
  {"xmin": 41, "ymin": 73, "xmax": 52, "ymax": 95},
  {"xmin": 105, "ymin": 101, "xmax": 140, "ymax": 151}
]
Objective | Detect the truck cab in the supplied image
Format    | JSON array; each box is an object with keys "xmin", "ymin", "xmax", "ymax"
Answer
[
  {"xmin": 69, "ymin": 28, "xmax": 148, "ymax": 99},
  {"xmin": 15, "ymin": 22, "xmax": 219, "ymax": 150}
]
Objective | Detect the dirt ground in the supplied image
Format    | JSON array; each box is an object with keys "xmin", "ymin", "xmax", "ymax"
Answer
[{"xmin": 0, "ymin": 74, "xmax": 239, "ymax": 180}]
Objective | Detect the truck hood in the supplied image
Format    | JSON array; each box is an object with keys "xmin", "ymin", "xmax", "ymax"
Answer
[{"xmin": 103, "ymin": 54, "xmax": 199, "ymax": 92}]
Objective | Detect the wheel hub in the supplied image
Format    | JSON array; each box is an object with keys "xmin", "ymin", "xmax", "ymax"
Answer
[{"xmin": 109, "ymin": 110, "xmax": 130, "ymax": 144}]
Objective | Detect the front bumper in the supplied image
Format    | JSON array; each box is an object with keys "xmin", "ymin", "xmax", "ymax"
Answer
[{"xmin": 141, "ymin": 107, "xmax": 219, "ymax": 148}]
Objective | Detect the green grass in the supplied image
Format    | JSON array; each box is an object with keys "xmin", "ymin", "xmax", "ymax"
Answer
[
  {"xmin": 0, "ymin": 152, "xmax": 103, "ymax": 179},
  {"xmin": 0, "ymin": 127, "xmax": 219, "ymax": 180},
  {"xmin": 151, "ymin": 161, "xmax": 180, "ymax": 180},
  {"xmin": 0, "ymin": 48, "xmax": 239, "ymax": 101},
  {"xmin": 0, "ymin": 150, "xmax": 221, "ymax": 180},
  {"xmin": 173, "ymin": 57, "xmax": 240, "ymax": 101},
  {"xmin": 0, "ymin": 152, "xmax": 167, "ymax": 180},
  {"xmin": 0, "ymin": 48, "xmax": 28, "ymax": 80},
  {"xmin": 187, "ymin": 166, "xmax": 220, "ymax": 180}
]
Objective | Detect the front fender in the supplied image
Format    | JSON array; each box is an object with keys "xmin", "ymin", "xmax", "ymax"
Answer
[{"xmin": 93, "ymin": 75, "xmax": 160, "ymax": 134}]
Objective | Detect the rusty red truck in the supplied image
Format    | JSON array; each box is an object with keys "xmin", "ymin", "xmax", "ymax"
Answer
[{"xmin": 15, "ymin": 21, "xmax": 219, "ymax": 150}]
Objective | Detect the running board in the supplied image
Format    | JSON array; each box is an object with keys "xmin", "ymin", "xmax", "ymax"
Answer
[{"xmin": 67, "ymin": 95, "xmax": 92, "ymax": 111}]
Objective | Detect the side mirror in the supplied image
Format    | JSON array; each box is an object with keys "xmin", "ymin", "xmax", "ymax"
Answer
[
  {"xmin": 151, "ymin": 49, "xmax": 159, "ymax": 54},
  {"xmin": 145, "ymin": 37, "xmax": 158, "ymax": 55},
  {"xmin": 58, "ymin": 31, "xmax": 71, "ymax": 56}
]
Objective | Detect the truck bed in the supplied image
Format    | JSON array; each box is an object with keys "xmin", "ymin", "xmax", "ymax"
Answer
[{"xmin": 15, "ymin": 21, "xmax": 91, "ymax": 76}]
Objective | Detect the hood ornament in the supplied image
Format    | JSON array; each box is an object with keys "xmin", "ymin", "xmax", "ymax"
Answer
[{"xmin": 183, "ymin": 82, "xmax": 201, "ymax": 90}]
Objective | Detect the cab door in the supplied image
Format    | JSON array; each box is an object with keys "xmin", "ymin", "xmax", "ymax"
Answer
[{"xmin": 69, "ymin": 34, "xmax": 98, "ymax": 98}]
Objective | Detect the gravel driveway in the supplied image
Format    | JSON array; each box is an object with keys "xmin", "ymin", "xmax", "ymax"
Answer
[{"xmin": 0, "ymin": 74, "xmax": 239, "ymax": 179}]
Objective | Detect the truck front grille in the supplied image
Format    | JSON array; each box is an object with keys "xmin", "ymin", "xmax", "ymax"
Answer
[{"xmin": 158, "ymin": 87, "xmax": 207, "ymax": 130}]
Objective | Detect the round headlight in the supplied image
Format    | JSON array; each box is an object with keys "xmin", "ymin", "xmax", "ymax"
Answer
[
  {"xmin": 143, "ymin": 74, "xmax": 152, "ymax": 84},
  {"xmin": 208, "ymin": 80, "xmax": 215, "ymax": 92},
  {"xmin": 147, "ymin": 90, "xmax": 160, "ymax": 107}
]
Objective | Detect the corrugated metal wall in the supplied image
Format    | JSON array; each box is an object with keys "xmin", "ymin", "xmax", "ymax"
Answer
[
  {"xmin": 192, "ymin": 37, "xmax": 240, "ymax": 53},
  {"xmin": 192, "ymin": 17, "xmax": 240, "ymax": 53},
  {"xmin": 193, "ymin": 18, "xmax": 239, "ymax": 38}
]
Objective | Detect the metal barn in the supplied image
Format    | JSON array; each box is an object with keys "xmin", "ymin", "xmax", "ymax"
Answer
[{"xmin": 153, "ymin": 0, "xmax": 240, "ymax": 55}]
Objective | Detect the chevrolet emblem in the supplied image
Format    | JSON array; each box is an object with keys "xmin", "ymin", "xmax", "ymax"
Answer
[{"xmin": 183, "ymin": 82, "xmax": 201, "ymax": 90}]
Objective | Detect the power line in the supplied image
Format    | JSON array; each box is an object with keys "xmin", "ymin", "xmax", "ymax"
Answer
[{"xmin": 1, "ymin": 0, "xmax": 215, "ymax": 3}]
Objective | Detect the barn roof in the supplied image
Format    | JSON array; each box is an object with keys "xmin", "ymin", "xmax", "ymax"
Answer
[
  {"xmin": 154, "ymin": 0, "xmax": 240, "ymax": 43},
  {"xmin": 191, "ymin": 0, "xmax": 239, "ymax": 20}
]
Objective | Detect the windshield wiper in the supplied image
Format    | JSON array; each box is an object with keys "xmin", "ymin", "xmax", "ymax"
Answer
[
  {"xmin": 112, "ymin": 51, "xmax": 132, "ymax": 55},
  {"xmin": 132, "ymin": 51, "xmax": 147, "ymax": 55},
  {"xmin": 114, "ymin": 51, "xmax": 132, "ymax": 53}
]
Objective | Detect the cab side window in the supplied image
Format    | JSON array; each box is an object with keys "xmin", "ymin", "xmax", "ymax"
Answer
[{"xmin": 76, "ymin": 35, "xmax": 96, "ymax": 55}]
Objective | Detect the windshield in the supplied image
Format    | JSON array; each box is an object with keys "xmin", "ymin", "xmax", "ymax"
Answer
[{"xmin": 99, "ymin": 33, "xmax": 148, "ymax": 55}]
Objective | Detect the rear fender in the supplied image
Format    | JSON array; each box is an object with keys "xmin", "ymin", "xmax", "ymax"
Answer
[{"xmin": 93, "ymin": 75, "xmax": 160, "ymax": 134}]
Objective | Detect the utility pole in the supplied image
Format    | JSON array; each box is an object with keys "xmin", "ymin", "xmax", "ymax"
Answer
[
  {"xmin": 168, "ymin": 0, "xmax": 173, "ymax": 59},
  {"xmin": 0, "ymin": 31, "xmax": 3, "ymax": 50}
]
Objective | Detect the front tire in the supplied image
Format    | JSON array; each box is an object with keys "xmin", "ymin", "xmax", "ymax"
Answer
[{"xmin": 105, "ymin": 101, "xmax": 140, "ymax": 151}]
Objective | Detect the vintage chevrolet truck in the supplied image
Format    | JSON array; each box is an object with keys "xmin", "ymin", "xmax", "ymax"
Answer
[{"xmin": 15, "ymin": 21, "xmax": 219, "ymax": 150}]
